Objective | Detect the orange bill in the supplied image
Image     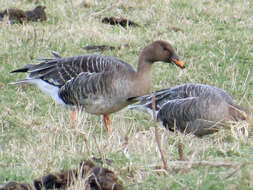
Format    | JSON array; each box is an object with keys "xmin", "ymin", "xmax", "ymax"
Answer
[{"xmin": 172, "ymin": 58, "xmax": 185, "ymax": 69}]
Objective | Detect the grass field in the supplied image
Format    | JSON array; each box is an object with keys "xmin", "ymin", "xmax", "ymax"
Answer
[{"xmin": 0, "ymin": 0, "xmax": 253, "ymax": 189}]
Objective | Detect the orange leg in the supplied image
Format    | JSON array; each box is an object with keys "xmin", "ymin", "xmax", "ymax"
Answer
[
  {"xmin": 103, "ymin": 114, "xmax": 111, "ymax": 133},
  {"xmin": 70, "ymin": 109, "xmax": 77, "ymax": 122}
]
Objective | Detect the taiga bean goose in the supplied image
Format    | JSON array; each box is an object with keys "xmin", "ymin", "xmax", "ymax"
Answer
[
  {"xmin": 10, "ymin": 40, "xmax": 184, "ymax": 132},
  {"xmin": 129, "ymin": 84, "xmax": 247, "ymax": 137}
]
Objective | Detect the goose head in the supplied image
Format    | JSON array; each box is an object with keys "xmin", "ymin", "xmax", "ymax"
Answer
[{"xmin": 141, "ymin": 40, "xmax": 185, "ymax": 69}]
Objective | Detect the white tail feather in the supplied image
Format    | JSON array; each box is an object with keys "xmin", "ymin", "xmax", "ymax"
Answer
[
  {"xmin": 9, "ymin": 79, "xmax": 30, "ymax": 85},
  {"xmin": 10, "ymin": 78, "xmax": 65, "ymax": 105},
  {"xmin": 128, "ymin": 104, "xmax": 158, "ymax": 118}
]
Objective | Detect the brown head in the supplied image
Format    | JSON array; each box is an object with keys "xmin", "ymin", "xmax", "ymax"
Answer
[
  {"xmin": 135, "ymin": 40, "xmax": 184, "ymax": 96},
  {"xmin": 140, "ymin": 40, "xmax": 184, "ymax": 69}
]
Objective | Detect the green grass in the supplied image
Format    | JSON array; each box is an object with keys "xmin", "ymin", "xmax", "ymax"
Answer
[{"xmin": 0, "ymin": 0, "xmax": 253, "ymax": 189}]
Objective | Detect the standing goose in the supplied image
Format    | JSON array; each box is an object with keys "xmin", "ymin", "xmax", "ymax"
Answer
[
  {"xmin": 10, "ymin": 40, "xmax": 184, "ymax": 132},
  {"xmin": 128, "ymin": 84, "xmax": 247, "ymax": 137}
]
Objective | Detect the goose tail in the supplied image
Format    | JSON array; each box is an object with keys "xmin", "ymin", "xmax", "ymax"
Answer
[
  {"xmin": 128, "ymin": 103, "xmax": 158, "ymax": 118},
  {"xmin": 10, "ymin": 64, "xmax": 34, "ymax": 73},
  {"xmin": 9, "ymin": 79, "xmax": 30, "ymax": 85},
  {"xmin": 128, "ymin": 103, "xmax": 144, "ymax": 110}
]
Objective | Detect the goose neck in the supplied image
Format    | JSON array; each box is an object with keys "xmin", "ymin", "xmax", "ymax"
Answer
[
  {"xmin": 132, "ymin": 54, "xmax": 153, "ymax": 96},
  {"xmin": 137, "ymin": 53, "xmax": 152, "ymax": 73}
]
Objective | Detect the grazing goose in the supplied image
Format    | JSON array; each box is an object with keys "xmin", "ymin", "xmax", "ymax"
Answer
[
  {"xmin": 129, "ymin": 84, "xmax": 247, "ymax": 137},
  {"xmin": 10, "ymin": 40, "xmax": 184, "ymax": 132}
]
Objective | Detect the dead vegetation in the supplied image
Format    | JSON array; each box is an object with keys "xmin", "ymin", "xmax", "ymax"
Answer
[
  {"xmin": 0, "ymin": 160, "xmax": 123, "ymax": 190},
  {"xmin": 0, "ymin": 5, "xmax": 46, "ymax": 24},
  {"xmin": 101, "ymin": 17, "xmax": 140, "ymax": 28}
]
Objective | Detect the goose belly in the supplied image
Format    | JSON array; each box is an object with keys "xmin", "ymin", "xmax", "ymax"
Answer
[{"xmin": 84, "ymin": 97, "xmax": 129, "ymax": 115}]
